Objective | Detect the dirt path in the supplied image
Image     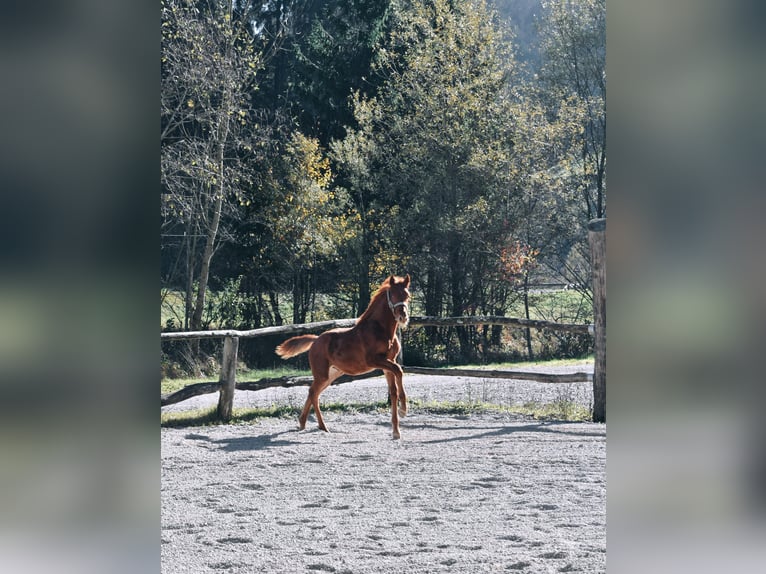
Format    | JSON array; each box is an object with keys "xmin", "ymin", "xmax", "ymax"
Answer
[{"xmin": 161, "ymin": 408, "xmax": 605, "ymax": 573}]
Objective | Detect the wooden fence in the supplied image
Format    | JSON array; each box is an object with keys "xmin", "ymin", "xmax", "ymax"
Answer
[
  {"xmin": 161, "ymin": 315, "xmax": 595, "ymax": 417},
  {"xmin": 162, "ymin": 219, "xmax": 606, "ymax": 422}
]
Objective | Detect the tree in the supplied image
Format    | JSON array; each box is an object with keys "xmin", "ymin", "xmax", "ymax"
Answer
[
  {"xmin": 161, "ymin": 0, "xmax": 282, "ymax": 338},
  {"xmin": 498, "ymin": 241, "xmax": 540, "ymax": 356},
  {"xmin": 159, "ymin": 0, "xmax": 605, "ymax": 368},
  {"xmin": 269, "ymin": 133, "xmax": 355, "ymax": 323},
  {"xmin": 289, "ymin": 0, "xmax": 392, "ymax": 146},
  {"xmin": 503, "ymin": 85, "xmax": 588, "ymax": 302},
  {"xmin": 538, "ymin": 0, "xmax": 606, "ymax": 219},
  {"xmin": 333, "ymin": 0, "xmax": 518, "ymax": 359}
]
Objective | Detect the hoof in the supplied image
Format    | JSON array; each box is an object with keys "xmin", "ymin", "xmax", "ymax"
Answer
[{"xmin": 392, "ymin": 430, "xmax": 401, "ymax": 440}]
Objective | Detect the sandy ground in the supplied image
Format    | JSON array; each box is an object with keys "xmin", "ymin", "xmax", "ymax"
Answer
[{"xmin": 162, "ymin": 365, "xmax": 605, "ymax": 573}]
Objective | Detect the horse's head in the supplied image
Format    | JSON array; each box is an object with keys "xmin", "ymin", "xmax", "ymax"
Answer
[{"xmin": 386, "ymin": 274, "xmax": 411, "ymax": 328}]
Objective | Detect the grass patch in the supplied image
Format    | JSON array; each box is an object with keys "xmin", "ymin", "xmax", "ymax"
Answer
[
  {"xmin": 507, "ymin": 289, "xmax": 592, "ymax": 324},
  {"xmin": 161, "ymin": 401, "xmax": 390, "ymax": 428},
  {"xmin": 516, "ymin": 400, "xmax": 592, "ymax": 422},
  {"xmin": 409, "ymin": 399, "xmax": 500, "ymax": 416},
  {"xmin": 161, "ymin": 407, "xmax": 222, "ymax": 427},
  {"xmin": 409, "ymin": 398, "xmax": 591, "ymax": 421},
  {"xmin": 161, "ymin": 397, "xmax": 591, "ymax": 428},
  {"xmin": 161, "ymin": 289, "xmax": 186, "ymax": 328},
  {"xmin": 161, "ymin": 366, "xmax": 310, "ymax": 395},
  {"xmin": 161, "ymin": 376, "xmax": 218, "ymax": 396},
  {"xmin": 161, "ymin": 405, "xmax": 305, "ymax": 428},
  {"xmin": 447, "ymin": 356, "xmax": 593, "ymax": 370}
]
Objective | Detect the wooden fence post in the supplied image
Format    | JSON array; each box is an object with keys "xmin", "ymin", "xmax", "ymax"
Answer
[
  {"xmin": 588, "ymin": 218, "xmax": 606, "ymax": 423},
  {"xmin": 217, "ymin": 336, "xmax": 239, "ymax": 421}
]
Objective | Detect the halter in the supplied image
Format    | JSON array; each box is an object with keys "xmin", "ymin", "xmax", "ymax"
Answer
[{"xmin": 387, "ymin": 288, "xmax": 409, "ymax": 316}]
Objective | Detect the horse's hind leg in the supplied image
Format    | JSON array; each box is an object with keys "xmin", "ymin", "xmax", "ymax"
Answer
[
  {"xmin": 299, "ymin": 380, "xmax": 327, "ymax": 431},
  {"xmin": 298, "ymin": 392, "xmax": 313, "ymax": 430},
  {"xmin": 299, "ymin": 384, "xmax": 325, "ymax": 431},
  {"xmin": 312, "ymin": 385, "xmax": 329, "ymax": 432},
  {"xmin": 300, "ymin": 366, "xmax": 341, "ymax": 432}
]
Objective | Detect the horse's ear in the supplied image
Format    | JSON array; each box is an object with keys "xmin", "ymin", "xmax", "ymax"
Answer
[
  {"xmin": 388, "ymin": 275, "xmax": 396, "ymax": 286},
  {"xmin": 403, "ymin": 274, "xmax": 410, "ymax": 288}
]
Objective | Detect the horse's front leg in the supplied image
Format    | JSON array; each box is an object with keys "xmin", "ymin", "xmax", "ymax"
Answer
[
  {"xmin": 385, "ymin": 372, "xmax": 401, "ymax": 440},
  {"xmin": 371, "ymin": 357, "xmax": 405, "ymax": 439},
  {"xmin": 397, "ymin": 371, "xmax": 407, "ymax": 418},
  {"xmin": 388, "ymin": 337, "xmax": 407, "ymax": 418}
]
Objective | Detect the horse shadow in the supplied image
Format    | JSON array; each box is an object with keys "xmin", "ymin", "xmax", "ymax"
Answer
[
  {"xmin": 415, "ymin": 420, "xmax": 605, "ymax": 444},
  {"xmin": 184, "ymin": 429, "xmax": 301, "ymax": 452}
]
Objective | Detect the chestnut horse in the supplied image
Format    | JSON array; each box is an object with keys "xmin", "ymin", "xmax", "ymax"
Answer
[{"xmin": 275, "ymin": 275, "xmax": 411, "ymax": 439}]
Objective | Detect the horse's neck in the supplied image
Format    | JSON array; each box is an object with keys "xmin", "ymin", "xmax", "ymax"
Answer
[{"xmin": 359, "ymin": 293, "xmax": 396, "ymax": 334}]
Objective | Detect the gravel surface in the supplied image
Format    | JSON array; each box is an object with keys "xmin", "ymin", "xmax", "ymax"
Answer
[{"xmin": 162, "ymin": 364, "xmax": 605, "ymax": 573}]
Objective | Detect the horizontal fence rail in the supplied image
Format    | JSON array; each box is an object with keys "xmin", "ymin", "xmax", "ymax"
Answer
[
  {"xmin": 402, "ymin": 367, "xmax": 593, "ymax": 384},
  {"xmin": 160, "ymin": 315, "xmax": 593, "ymax": 340},
  {"xmin": 162, "ymin": 370, "xmax": 383, "ymax": 407},
  {"xmin": 159, "ymin": 318, "xmax": 357, "ymax": 340},
  {"xmin": 409, "ymin": 316, "xmax": 592, "ymax": 334},
  {"xmin": 161, "ymin": 366, "xmax": 593, "ymax": 407}
]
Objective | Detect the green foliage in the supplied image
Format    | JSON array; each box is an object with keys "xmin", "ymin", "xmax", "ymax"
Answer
[
  {"xmin": 538, "ymin": 0, "xmax": 606, "ymax": 219},
  {"xmin": 270, "ymin": 133, "xmax": 355, "ymax": 266},
  {"xmin": 287, "ymin": 0, "xmax": 392, "ymax": 146},
  {"xmin": 161, "ymin": 0, "xmax": 282, "ymax": 335}
]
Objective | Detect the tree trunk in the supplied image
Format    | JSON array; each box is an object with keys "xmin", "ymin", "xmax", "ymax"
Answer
[
  {"xmin": 449, "ymin": 239, "xmax": 472, "ymax": 361},
  {"xmin": 268, "ymin": 291, "xmax": 283, "ymax": 326},
  {"xmin": 184, "ymin": 226, "xmax": 197, "ymax": 331},
  {"xmin": 190, "ymin": 18, "xmax": 233, "ymax": 347},
  {"xmin": 356, "ymin": 228, "xmax": 371, "ymax": 316},
  {"xmin": 190, "ymin": 139, "xmax": 227, "ymax": 354},
  {"xmin": 523, "ymin": 271, "xmax": 534, "ymax": 360},
  {"xmin": 596, "ymin": 136, "xmax": 606, "ymax": 218},
  {"xmin": 582, "ymin": 144, "xmax": 594, "ymax": 221},
  {"xmin": 191, "ymin": 185, "xmax": 223, "ymax": 331},
  {"xmin": 357, "ymin": 270, "xmax": 370, "ymax": 318},
  {"xmin": 292, "ymin": 271, "xmax": 301, "ymax": 325},
  {"xmin": 423, "ymin": 267, "xmax": 442, "ymax": 344},
  {"xmin": 292, "ymin": 269, "xmax": 311, "ymax": 325}
]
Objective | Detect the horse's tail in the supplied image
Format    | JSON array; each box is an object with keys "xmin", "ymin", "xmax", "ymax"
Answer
[{"xmin": 275, "ymin": 334, "xmax": 318, "ymax": 359}]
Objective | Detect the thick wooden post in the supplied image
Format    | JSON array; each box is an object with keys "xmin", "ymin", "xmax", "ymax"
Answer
[
  {"xmin": 217, "ymin": 336, "xmax": 239, "ymax": 421},
  {"xmin": 588, "ymin": 218, "xmax": 606, "ymax": 423}
]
